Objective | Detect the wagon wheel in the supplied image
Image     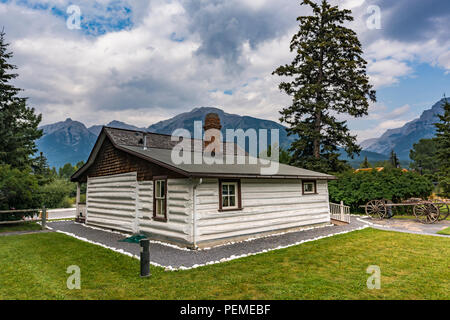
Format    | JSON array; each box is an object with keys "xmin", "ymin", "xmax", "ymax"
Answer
[
  {"xmin": 413, "ymin": 202, "xmax": 440, "ymax": 224},
  {"xmin": 433, "ymin": 201, "xmax": 450, "ymax": 221},
  {"xmin": 365, "ymin": 200, "xmax": 387, "ymax": 219}
]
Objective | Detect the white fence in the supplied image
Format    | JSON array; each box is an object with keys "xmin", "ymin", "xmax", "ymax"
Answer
[{"xmin": 330, "ymin": 201, "xmax": 351, "ymax": 223}]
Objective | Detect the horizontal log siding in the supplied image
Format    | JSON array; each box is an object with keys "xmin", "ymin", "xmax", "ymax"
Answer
[
  {"xmin": 195, "ymin": 178, "xmax": 331, "ymax": 243},
  {"xmin": 86, "ymin": 173, "xmax": 193, "ymax": 243},
  {"xmin": 139, "ymin": 179, "xmax": 192, "ymax": 243},
  {"xmin": 86, "ymin": 174, "xmax": 331, "ymax": 247},
  {"xmin": 86, "ymin": 172, "xmax": 137, "ymax": 232},
  {"xmin": 137, "ymin": 179, "xmax": 193, "ymax": 244}
]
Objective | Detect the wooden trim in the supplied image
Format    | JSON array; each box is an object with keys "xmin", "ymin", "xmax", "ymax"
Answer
[
  {"xmin": 302, "ymin": 180, "xmax": 318, "ymax": 195},
  {"xmin": 218, "ymin": 179, "xmax": 242, "ymax": 211},
  {"xmin": 153, "ymin": 216, "xmax": 167, "ymax": 222},
  {"xmin": 153, "ymin": 177, "xmax": 168, "ymax": 222}
]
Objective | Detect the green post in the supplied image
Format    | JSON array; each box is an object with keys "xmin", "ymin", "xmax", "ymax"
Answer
[{"xmin": 41, "ymin": 206, "xmax": 47, "ymax": 230}]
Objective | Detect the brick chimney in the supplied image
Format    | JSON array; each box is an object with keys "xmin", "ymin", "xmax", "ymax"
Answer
[{"xmin": 203, "ymin": 113, "xmax": 222, "ymax": 153}]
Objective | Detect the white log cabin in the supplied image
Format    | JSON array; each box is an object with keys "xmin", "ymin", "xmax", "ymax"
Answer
[{"xmin": 71, "ymin": 113, "xmax": 336, "ymax": 249}]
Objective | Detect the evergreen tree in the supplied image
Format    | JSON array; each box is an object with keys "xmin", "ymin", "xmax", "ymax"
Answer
[
  {"xmin": 0, "ymin": 29, "xmax": 42, "ymax": 169},
  {"xmin": 31, "ymin": 151, "xmax": 53, "ymax": 185},
  {"xmin": 75, "ymin": 161, "xmax": 85, "ymax": 170},
  {"xmin": 389, "ymin": 150, "xmax": 400, "ymax": 168},
  {"xmin": 259, "ymin": 144, "xmax": 292, "ymax": 165},
  {"xmin": 360, "ymin": 156, "xmax": 371, "ymax": 168},
  {"xmin": 32, "ymin": 152, "xmax": 49, "ymax": 175},
  {"xmin": 59, "ymin": 163, "xmax": 77, "ymax": 179},
  {"xmin": 409, "ymin": 138, "xmax": 439, "ymax": 181},
  {"xmin": 434, "ymin": 98, "xmax": 450, "ymax": 197},
  {"xmin": 273, "ymin": 0, "xmax": 376, "ymax": 173}
]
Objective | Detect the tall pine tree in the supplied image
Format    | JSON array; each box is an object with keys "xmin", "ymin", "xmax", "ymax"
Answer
[
  {"xmin": 0, "ymin": 28, "xmax": 42, "ymax": 169},
  {"xmin": 273, "ymin": 0, "xmax": 376, "ymax": 173},
  {"xmin": 434, "ymin": 97, "xmax": 450, "ymax": 197},
  {"xmin": 360, "ymin": 156, "xmax": 371, "ymax": 169},
  {"xmin": 389, "ymin": 149, "xmax": 400, "ymax": 169}
]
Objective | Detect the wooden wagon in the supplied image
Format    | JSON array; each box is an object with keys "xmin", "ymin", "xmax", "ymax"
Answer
[{"xmin": 363, "ymin": 199, "xmax": 449, "ymax": 224}]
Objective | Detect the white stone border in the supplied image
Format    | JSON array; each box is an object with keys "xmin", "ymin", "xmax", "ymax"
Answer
[
  {"xmin": 46, "ymin": 223, "xmax": 369, "ymax": 271},
  {"xmin": 356, "ymin": 217, "xmax": 393, "ymax": 229}
]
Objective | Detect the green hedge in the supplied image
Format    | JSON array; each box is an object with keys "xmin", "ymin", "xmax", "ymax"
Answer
[
  {"xmin": 0, "ymin": 165, "xmax": 75, "ymax": 221},
  {"xmin": 328, "ymin": 169, "xmax": 433, "ymax": 211},
  {"xmin": 0, "ymin": 165, "xmax": 41, "ymax": 221}
]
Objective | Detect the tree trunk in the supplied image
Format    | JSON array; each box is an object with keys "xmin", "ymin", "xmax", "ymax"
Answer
[
  {"xmin": 313, "ymin": 109, "xmax": 322, "ymax": 159},
  {"xmin": 313, "ymin": 12, "xmax": 325, "ymax": 160}
]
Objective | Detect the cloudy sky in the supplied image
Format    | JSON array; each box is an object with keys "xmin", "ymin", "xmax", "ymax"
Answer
[{"xmin": 1, "ymin": 0, "xmax": 450, "ymax": 142}]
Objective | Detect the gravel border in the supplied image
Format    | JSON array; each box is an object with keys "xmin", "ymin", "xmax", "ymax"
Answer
[{"xmin": 47, "ymin": 217, "xmax": 367, "ymax": 270}]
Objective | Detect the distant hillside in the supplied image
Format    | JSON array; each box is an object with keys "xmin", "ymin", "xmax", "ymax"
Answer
[
  {"xmin": 338, "ymin": 148, "xmax": 391, "ymax": 168},
  {"xmin": 36, "ymin": 118, "xmax": 97, "ymax": 168},
  {"xmin": 362, "ymin": 98, "xmax": 448, "ymax": 159},
  {"xmin": 37, "ymin": 108, "xmax": 390, "ymax": 168},
  {"xmin": 88, "ymin": 121, "xmax": 146, "ymax": 136},
  {"xmin": 147, "ymin": 107, "xmax": 295, "ymax": 151}
]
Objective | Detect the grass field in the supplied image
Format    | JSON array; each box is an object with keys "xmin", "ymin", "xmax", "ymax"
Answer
[
  {"xmin": 437, "ymin": 227, "xmax": 450, "ymax": 235},
  {"xmin": 0, "ymin": 228, "xmax": 448, "ymax": 300},
  {"xmin": 0, "ymin": 222, "xmax": 41, "ymax": 234}
]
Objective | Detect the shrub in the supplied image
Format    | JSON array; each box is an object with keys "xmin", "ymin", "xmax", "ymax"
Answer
[
  {"xmin": 0, "ymin": 165, "xmax": 41, "ymax": 221},
  {"xmin": 37, "ymin": 178, "xmax": 75, "ymax": 209},
  {"xmin": 328, "ymin": 168, "xmax": 433, "ymax": 211}
]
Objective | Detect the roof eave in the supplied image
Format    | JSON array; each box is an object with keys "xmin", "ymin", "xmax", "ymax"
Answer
[{"xmin": 189, "ymin": 172, "xmax": 337, "ymax": 180}]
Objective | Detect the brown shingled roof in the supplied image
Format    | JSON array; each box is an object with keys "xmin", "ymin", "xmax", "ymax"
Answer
[
  {"xmin": 105, "ymin": 126, "xmax": 246, "ymax": 155},
  {"xmin": 71, "ymin": 126, "xmax": 336, "ymax": 181}
]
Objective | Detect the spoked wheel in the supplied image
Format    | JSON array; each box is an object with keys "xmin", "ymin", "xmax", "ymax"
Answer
[
  {"xmin": 414, "ymin": 202, "xmax": 440, "ymax": 224},
  {"xmin": 365, "ymin": 200, "xmax": 387, "ymax": 219},
  {"xmin": 433, "ymin": 201, "xmax": 449, "ymax": 221}
]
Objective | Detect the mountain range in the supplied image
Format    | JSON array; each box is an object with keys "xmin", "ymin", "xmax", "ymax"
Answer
[
  {"xmin": 361, "ymin": 97, "xmax": 448, "ymax": 159},
  {"xmin": 36, "ymin": 98, "xmax": 447, "ymax": 168}
]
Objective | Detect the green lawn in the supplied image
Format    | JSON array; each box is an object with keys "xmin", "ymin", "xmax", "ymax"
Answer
[
  {"xmin": 0, "ymin": 222, "xmax": 41, "ymax": 234},
  {"xmin": 437, "ymin": 227, "xmax": 450, "ymax": 236},
  {"xmin": 0, "ymin": 228, "xmax": 448, "ymax": 300}
]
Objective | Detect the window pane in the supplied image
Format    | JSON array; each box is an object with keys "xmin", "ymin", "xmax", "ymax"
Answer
[
  {"xmin": 160, "ymin": 181, "xmax": 165, "ymax": 198},
  {"xmin": 229, "ymin": 184, "xmax": 235, "ymax": 195},
  {"xmin": 161, "ymin": 200, "xmax": 165, "ymax": 215},
  {"xmin": 304, "ymin": 183, "xmax": 314, "ymax": 193},
  {"xmin": 222, "ymin": 184, "xmax": 228, "ymax": 195},
  {"xmin": 223, "ymin": 196, "xmax": 229, "ymax": 207},
  {"xmin": 156, "ymin": 181, "xmax": 161, "ymax": 198},
  {"xmin": 229, "ymin": 195, "xmax": 236, "ymax": 207}
]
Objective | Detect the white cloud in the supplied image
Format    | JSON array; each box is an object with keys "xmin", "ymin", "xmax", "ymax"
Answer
[
  {"xmin": 1, "ymin": 0, "xmax": 449, "ymax": 142},
  {"xmin": 341, "ymin": 0, "xmax": 366, "ymax": 10}
]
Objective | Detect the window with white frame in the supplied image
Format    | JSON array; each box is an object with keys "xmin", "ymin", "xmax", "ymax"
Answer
[
  {"xmin": 302, "ymin": 180, "xmax": 316, "ymax": 195},
  {"xmin": 154, "ymin": 179, "xmax": 166, "ymax": 220},
  {"xmin": 221, "ymin": 181, "xmax": 238, "ymax": 209}
]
